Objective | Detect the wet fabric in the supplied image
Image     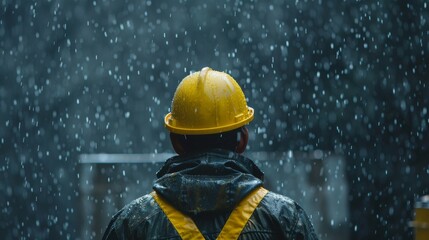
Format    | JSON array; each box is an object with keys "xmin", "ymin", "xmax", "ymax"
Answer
[
  {"xmin": 102, "ymin": 149, "xmax": 319, "ymax": 240},
  {"xmin": 152, "ymin": 187, "xmax": 268, "ymax": 240}
]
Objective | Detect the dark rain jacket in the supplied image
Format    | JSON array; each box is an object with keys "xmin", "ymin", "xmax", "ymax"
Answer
[{"xmin": 102, "ymin": 149, "xmax": 319, "ymax": 240}]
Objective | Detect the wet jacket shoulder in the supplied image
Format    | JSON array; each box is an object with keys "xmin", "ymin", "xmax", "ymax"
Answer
[
  {"xmin": 102, "ymin": 193, "xmax": 170, "ymax": 240},
  {"xmin": 103, "ymin": 149, "xmax": 318, "ymax": 240},
  {"xmin": 258, "ymin": 191, "xmax": 318, "ymax": 239}
]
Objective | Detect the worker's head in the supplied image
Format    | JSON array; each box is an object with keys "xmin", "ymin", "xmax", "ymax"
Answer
[{"xmin": 164, "ymin": 67, "xmax": 254, "ymax": 155}]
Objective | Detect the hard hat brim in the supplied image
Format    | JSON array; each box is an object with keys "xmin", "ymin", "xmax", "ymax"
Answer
[{"xmin": 164, "ymin": 107, "xmax": 254, "ymax": 135}]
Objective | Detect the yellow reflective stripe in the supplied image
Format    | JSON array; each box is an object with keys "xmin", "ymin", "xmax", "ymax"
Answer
[
  {"xmin": 152, "ymin": 187, "xmax": 268, "ymax": 240},
  {"xmin": 151, "ymin": 192, "xmax": 205, "ymax": 240},
  {"xmin": 217, "ymin": 187, "xmax": 268, "ymax": 240}
]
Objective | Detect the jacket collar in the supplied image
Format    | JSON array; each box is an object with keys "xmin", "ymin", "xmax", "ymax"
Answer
[{"xmin": 153, "ymin": 149, "xmax": 264, "ymax": 214}]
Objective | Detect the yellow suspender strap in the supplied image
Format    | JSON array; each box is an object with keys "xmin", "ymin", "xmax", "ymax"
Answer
[
  {"xmin": 151, "ymin": 192, "xmax": 206, "ymax": 240},
  {"xmin": 217, "ymin": 187, "xmax": 268, "ymax": 240},
  {"xmin": 151, "ymin": 187, "xmax": 268, "ymax": 240}
]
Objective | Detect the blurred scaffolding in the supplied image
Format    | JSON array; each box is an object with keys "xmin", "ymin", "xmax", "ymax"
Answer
[{"xmin": 78, "ymin": 151, "xmax": 349, "ymax": 240}]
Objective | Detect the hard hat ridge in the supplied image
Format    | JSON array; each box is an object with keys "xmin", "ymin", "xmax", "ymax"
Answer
[{"xmin": 198, "ymin": 67, "xmax": 212, "ymax": 83}]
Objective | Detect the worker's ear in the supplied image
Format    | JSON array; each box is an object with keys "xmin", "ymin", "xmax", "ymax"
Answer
[
  {"xmin": 170, "ymin": 133, "xmax": 186, "ymax": 155},
  {"xmin": 235, "ymin": 127, "xmax": 248, "ymax": 153}
]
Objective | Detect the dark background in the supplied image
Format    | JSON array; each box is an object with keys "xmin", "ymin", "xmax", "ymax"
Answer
[{"xmin": 1, "ymin": 0, "xmax": 428, "ymax": 239}]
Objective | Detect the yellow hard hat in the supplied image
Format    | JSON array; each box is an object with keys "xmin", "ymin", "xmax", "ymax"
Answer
[{"xmin": 165, "ymin": 67, "xmax": 254, "ymax": 135}]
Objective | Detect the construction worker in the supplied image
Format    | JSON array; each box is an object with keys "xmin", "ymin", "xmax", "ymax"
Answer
[{"xmin": 102, "ymin": 67, "xmax": 319, "ymax": 240}]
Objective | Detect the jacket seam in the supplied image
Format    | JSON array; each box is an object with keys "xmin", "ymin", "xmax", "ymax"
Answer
[{"xmin": 288, "ymin": 207, "xmax": 299, "ymax": 238}]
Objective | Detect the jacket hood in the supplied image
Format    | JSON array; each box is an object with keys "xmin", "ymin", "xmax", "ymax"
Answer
[{"xmin": 153, "ymin": 149, "xmax": 264, "ymax": 215}]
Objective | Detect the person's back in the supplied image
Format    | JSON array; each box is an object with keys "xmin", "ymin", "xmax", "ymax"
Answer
[{"xmin": 102, "ymin": 67, "xmax": 318, "ymax": 240}]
